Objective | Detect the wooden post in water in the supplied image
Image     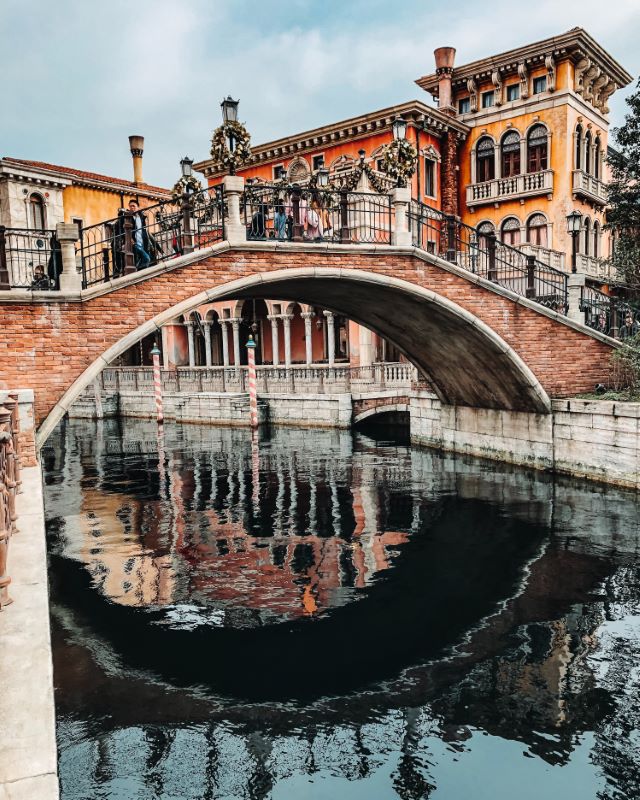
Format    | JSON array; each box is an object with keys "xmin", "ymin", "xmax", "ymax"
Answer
[
  {"xmin": 151, "ymin": 343, "xmax": 164, "ymax": 425},
  {"xmin": 246, "ymin": 335, "xmax": 258, "ymax": 429}
]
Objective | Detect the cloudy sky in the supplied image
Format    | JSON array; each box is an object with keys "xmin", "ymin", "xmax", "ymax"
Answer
[{"xmin": 2, "ymin": 0, "xmax": 639, "ymax": 187}]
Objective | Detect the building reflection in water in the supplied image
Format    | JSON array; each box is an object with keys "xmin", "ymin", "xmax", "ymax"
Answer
[{"xmin": 43, "ymin": 418, "xmax": 640, "ymax": 800}]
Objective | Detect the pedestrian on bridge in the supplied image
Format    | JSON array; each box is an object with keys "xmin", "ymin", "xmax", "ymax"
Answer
[{"xmin": 128, "ymin": 200, "xmax": 152, "ymax": 270}]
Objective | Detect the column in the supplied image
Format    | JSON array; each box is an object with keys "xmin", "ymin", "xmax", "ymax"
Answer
[
  {"xmin": 391, "ymin": 186, "xmax": 411, "ymax": 246},
  {"xmin": 203, "ymin": 321, "xmax": 212, "ymax": 367},
  {"xmin": 230, "ymin": 317, "xmax": 241, "ymax": 367},
  {"xmin": 186, "ymin": 321, "xmax": 196, "ymax": 367},
  {"xmin": 268, "ymin": 315, "xmax": 280, "ymax": 366},
  {"xmin": 282, "ymin": 314, "xmax": 293, "ymax": 367},
  {"xmin": 358, "ymin": 325, "xmax": 374, "ymax": 367},
  {"xmin": 324, "ymin": 311, "xmax": 335, "ymax": 367},
  {"xmin": 56, "ymin": 222, "xmax": 82, "ymax": 292},
  {"xmin": 222, "ymin": 175, "xmax": 246, "ymax": 245},
  {"xmin": 301, "ymin": 312, "xmax": 314, "ymax": 365},
  {"xmin": 220, "ymin": 320, "xmax": 230, "ymax": 367}
]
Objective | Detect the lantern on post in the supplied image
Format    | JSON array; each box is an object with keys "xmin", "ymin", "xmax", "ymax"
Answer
[{"xmin": 566, "ymin": 210, "xmax": 583, "ymax": 274}]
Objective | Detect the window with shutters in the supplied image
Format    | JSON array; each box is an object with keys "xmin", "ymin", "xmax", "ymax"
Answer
[
  {"xmin": 527, "ymin": 125, "xmax": 548, "ymax": 173},
  {"xmin": 476, "ymin": 137, "xmax": 495, "ymax": 183},
  {"xmin": 501, "ymin": 131, "xmax": 521, "ymax": 177}
]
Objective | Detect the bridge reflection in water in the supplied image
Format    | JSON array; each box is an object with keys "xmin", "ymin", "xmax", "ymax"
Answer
[{"xmin": 43, "ymin": 419, "xmax": 640, "ymax": 800}]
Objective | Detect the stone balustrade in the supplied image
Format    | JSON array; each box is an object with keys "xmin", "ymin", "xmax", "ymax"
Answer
[
  {"xmin": 0, "ymin": 393, "xmax": 22, "ymax": 610},
  {"xmin": 572, "ymin": 169, "xmax": 607, "ymax": 205},
  {"xmin": 466, "ymin": 169, "xmax": 554, "ymax": 207}
]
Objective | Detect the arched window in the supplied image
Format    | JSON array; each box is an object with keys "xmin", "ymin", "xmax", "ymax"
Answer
[
  {"xmin": 575, "ymin": 124, "xmax": 582, "ymax": 170},
  {"xmin": 476, "ymin": 221, "xmax": 495, "ymax": 248},
  {"xmin": 584, "ymin": 130, "xmax": 592, "ymax": 175},
  {"xmin": 593, "ymin": 220, "xmax": 600, "ymax": 258},
  {"xmin": 501, "ymin": 217, "xmax": 521, "ymax": 246},
  {"xmin": 527, "ymin": 125, "xmax": 548, "ymax": 173},
  {"xmin": 583, "ymin": 217, "xmax": 591, "ymax": 256},
  {"xmin": 594, "ymin": 135, "xmax": 601, "ymax": 179},
  {"xmin": 29, "ymin": 193, "xmax": 46, "ymax": 229},
  {"xmin": 526, "ymin": 213, "xmax": 548, "ymax": 247},
  {"xmin": 476, "ymin": 137, "xmax": 495, "ymax": 183},
  {"xmin": 501, "ymin": 131, "xmax": 521, "ymax": 178}
]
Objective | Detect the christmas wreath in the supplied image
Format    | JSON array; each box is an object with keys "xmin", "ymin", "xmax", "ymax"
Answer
[
  {"xmin": 171, "ymin": 174, "xmax": 202, "ymax": 201},
  {"xmin": 378, "ymin": 139, "xmax": 418, "ymax": 187},
  {"xmin": 210, "ymin": 120, "xmax": 252, "ymax": 171}
]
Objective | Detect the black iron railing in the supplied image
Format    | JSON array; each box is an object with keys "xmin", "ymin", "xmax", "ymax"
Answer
[
  {"xmin": 0, "ymin": 226, "xmax": 60, "ymax": 290},
  {"xmin": 409, "ymin": 201, "xmax": 569, "ymax": 314},
  {"xmin": 78, "ymin": 185, "xmax": 225, "ymax": 288},
  {"xmin": 580, "ymin": 285, "xmax": 640, "ymax": 340},
  {"xmin": 243, "ymin": 184, "xmax": 392, "ymax": 245}
]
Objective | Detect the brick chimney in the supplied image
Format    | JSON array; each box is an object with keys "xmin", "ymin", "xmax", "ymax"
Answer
[
  {"xmin": 434, "ymin": 47, "xmax": 456, "ymax": 114},
  {"xmin": 128, "ymin": 135, "xmax": 144, "ymax": 184}
]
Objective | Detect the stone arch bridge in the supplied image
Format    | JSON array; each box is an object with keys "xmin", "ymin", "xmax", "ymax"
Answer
[{"xmin": 0, "ymin": 235, "xmax": 617, "ymax": 447}]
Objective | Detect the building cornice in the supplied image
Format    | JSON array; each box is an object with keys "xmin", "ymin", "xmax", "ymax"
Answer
[
  {"xmin": 0, "ymin": 162, "xmax": 72, "ymax": 191},
  {"xmin": 195, "ymin": 100, "xmax": 469, "ymax": 178},
  {"xmin": 416, "ymin": 28, "xmax": 632, "ymax": 115}
]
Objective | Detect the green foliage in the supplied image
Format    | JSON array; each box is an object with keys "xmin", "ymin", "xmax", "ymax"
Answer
[
  {"xmin": 606, "ymin": 77, "xmax": 640, "ymax": 291},
  {"xmin": 611, "ymin": 332, "xmax": 640, "ymax": 393}
]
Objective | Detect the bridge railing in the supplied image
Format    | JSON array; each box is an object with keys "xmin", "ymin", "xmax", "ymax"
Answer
[
  {"xmin": 0, "ymin": 394, "xmax": 22, "ymax": 610},
  {"xmin": 242, "ymin": 183, "xmax": 392, "ymax": 245},
  {"xmin": 77, "ymin": 185, "xmax": 225, "ymax": 288},
  {"xmin": 580, "ymin": 285, "xmax": 640, "ymax": 340},
  {"xmin": 408, "ymin": 201, "xmax": 569, "ymax": 315},
  {"xmin": 0, "ymin": 226, "xmax": 59, "ymax": 290},
  {"xmin": 100, "ymin": 362, "xmax": 416, "ymax": 395}
]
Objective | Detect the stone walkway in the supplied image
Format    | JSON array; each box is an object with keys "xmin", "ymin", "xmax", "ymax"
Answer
[{"xmin": 0, "ymin": 465, "xmax": 59, "ymax": 800}]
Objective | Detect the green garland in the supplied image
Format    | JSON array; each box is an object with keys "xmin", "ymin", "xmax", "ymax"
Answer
[
  {"xmin": 378, "ymin": 139, "xmax": 418, "ymax": 186},
  {"xmin": 171, "ymin": 174, "xmax": 202, "ymax": 201},
  {"xmin": 210, "ymin": 120, "xmax": 252, "ymax": 172}
]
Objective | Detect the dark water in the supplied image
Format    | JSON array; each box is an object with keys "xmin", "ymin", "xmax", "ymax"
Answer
[{"xmin": 43, "ymin": 418, "xmax": 640, "ymax": 799}]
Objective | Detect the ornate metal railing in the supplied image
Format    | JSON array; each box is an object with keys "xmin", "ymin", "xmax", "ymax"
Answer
[
  {"xmin": 409, "ymin": 201, "xmax": 569, "ymax": 314},
  {"xmin": 242, "ymin": 183, "xmax": 392, "ymax": 245},
  {"xmin": 0, "ymin": 226, "xmax": 59, "ymax": 290},
  {"xmin": 580, "ymin": 285, "xmax": 640, "ymax": 340},
  {"xmin": 100, "ymin": 362, "xmax": 416, "ymax": 395},
  {"xmin": 0, "ymin": 393, "xmax": 21, "ymax": 610},
  {"xmin": 78, "ymin": 185, "xmax": 225, "ymax": 288}
]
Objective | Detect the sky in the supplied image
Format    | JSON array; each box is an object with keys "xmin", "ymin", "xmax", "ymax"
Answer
[{"xmin": 1, "ymin": 0, "xmax": 639, "ymax": 188}]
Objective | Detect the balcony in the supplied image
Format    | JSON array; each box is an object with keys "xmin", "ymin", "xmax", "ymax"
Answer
[
  {"xmin": 519, "ymin": 244, "xmax": 566, "ymax": 271},
  {"xmin": 572, "ymin": 170, "xmax": 607, "ymax": 206},
  {"xmin": 466, "ymin": 170, "xmax": 554, "ymax": 208},
  {"xmin": 576, "ymin": 253, "xmax": 611, "ymax": 281}
]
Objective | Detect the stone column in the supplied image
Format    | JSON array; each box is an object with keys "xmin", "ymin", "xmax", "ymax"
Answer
[
  {"xmin": 220, "ymin": 320, "xmax": 230, "ymax": 367},
  {"xmin": 301, "ymin": 311, "xmax": 314, "ymax": 365},
  {"xmin": 324, "ymin": 311, "xmax": 335, "ymax": 367},
  {"xmin": 56, "ymin": 222, "xmax": 82, "ymax": 293},
  {"xmin": 223, "ymin": 175, "xmax": 246, "ymax": 245},
  {"xmin": 203, "ymin": 321, "xmax": 212, "ymax": 367},
  {"xmin": 268, "ymin": 315, "xmax": 280, "ymax": 366},
  {"xmin": 391, "ymin": 186, "xmax": 412, "ymax": 246},
  {"xmin": 186, "ymin": 321, "xmax": 196, "ymax": 367},
  {"xmin": 282, "ymin": 314, "xmax": 293, "ymax": 367},
  {"xmin": 358, "ymin": 325, "xmax": 374, "ymax": 367},
  {"xmin": 567, "ymin": 272, "xmax": 586, "ymax": 325},
  {"xmin": 230, "ymin": 317, "xmax": 241, "ymax": 367},
  {"xmin": 440, "ymin": 130, "xmax": 459, "ymax": 217}
]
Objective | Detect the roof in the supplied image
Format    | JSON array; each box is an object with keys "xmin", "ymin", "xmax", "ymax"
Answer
[
  {"xmin": 416, "ymin": 28, "xmax": 633, "ymax": 95},
  {"xmin": 195, "ymin": 99, "xmax": 469, "ymax": 178},
  {"xmin": 0, "ymin": 157, "xmax": 170, "ymax": 198}
]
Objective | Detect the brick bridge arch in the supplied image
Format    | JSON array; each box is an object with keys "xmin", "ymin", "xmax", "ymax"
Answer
[{"xmin": 0, "ymin": 242, "xmax": 615, "ymax": 446}]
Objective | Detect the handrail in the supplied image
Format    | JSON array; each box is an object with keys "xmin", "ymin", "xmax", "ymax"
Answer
[
  {"xmin": 0, "ymin": 393, "xmax": 21, "ymax": 609},
  {"xmin": 580, "ymin": 285, "xmax": 640, "ymax": 340}
]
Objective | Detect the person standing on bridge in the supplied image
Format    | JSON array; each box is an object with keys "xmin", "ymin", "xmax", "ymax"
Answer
[{"xmin": 128, "ymin": 199, "xmax": 152, "ymax": 270}]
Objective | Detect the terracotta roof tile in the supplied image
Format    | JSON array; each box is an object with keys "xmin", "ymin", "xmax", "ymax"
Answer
[{"xmin": 2, "ymin": 157, "xmax": 170, "ymax": 196}]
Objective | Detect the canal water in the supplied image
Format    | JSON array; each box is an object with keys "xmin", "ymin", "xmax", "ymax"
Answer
[{"xmin": 42, "ymin": 418, "xmax": 640, "ymax": 799}]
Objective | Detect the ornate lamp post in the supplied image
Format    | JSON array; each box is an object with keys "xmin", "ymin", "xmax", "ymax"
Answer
[
  {"xmin": 210, "ymin": 97, "xmax": 251, "ymax": 178},
  {"xmin": 221, "ymin": 97, "xmax": 240, "ymax": 174},
  {"xmin": 566, "ymin": 210, "xmax": 583, "ymax": 274},
  {"xmin": 180, "ymin": 155, "xmax": 194, "ymax": 181},
  {"xmin": 391, "ymin": 116, "xmax": 408, "ymax": 142}
]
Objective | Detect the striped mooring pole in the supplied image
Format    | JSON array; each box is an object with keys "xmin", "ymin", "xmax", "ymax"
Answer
[
  {"xmin": 246, "ymin": 335, "xmax": 258, "ymax": 429},
  {"xmin": 150, "ymin": 342, "xmax": 164, "ymax": 425}
]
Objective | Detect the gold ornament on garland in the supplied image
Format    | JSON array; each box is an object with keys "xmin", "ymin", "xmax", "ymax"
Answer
[
  {"xmin": 378, "ymin": 139, "xmax": 418, "ymax": 187},
  {"xmin": 171, "ymin": 174, "xmax": 202, "ymax": 201},
  {"xmin": 210, "ymin": 120, "xmax": 252, "ymax": 171}
]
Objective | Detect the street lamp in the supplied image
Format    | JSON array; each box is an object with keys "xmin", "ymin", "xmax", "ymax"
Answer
[
  {"xmin": 358, "ymin": 148, "xmax": 366, "ymax": 166},
  {"xmin": 566, "ymin": 209, "xmax": 583, "ymax": 274},
  {"xmin": 221, "ymin": 96, "xmax": 239, "ymax": 124},
  {"xmin": 392, "ymin": 116, "xmax": 407, "ymax": 141},
  {"xmin": 316, "ymin": 167, "xmax": 330, "ymax": 188},
  {"xmin": 180, "ymin": 156, "xmax": 193, "ymax": 178}
]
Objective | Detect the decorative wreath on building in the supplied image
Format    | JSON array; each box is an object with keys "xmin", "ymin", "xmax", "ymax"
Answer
[
  {"xmin": 210, "ymin": 120, "xmax": 252, "ymax": 171},
  {"xmin": 378, "ymin": 139, "xmax": 418, "ymax": 186},
  {"xmin": 171, "ymin": 174, "xmax": 202, "ymax": 201}
]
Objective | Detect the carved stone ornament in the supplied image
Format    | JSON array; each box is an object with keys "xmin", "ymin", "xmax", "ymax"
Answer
[
  {"xmin": 544, "ymin": 54, "xmax": 556, "ymax": 92},
  {"xmin": 467, "ymin": 77, "xmax": 478, "ymax": 112},
  {"xmin": 517, "ymin": 62, "xmax": 529, "ymax": 99},
  {"xmin": 491, "ymin": 69, "xmax": 503, "ymax": 106}
]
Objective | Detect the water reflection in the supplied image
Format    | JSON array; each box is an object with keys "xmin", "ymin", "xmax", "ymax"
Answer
[{"xmin": 43, "ymin": 419, "xmax": 640, "ymax": 799}]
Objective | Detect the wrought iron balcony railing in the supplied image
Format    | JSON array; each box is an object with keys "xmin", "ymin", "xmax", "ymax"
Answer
[
  {"xmin": 466, "ymin": 169, "xmax": 554, "ymax": 207},
  {"xmin": 0, "ymin": 226, "xmax": 59, "ymax": 290}
]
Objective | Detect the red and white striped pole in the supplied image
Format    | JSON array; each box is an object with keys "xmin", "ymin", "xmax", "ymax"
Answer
[
  {"xmin": 246, "ymin": 335, "xmax": 258, "ymax": 429},
  {"xmin": 150, "ymin": 342, "xmax": 164, "ymax": 425}
]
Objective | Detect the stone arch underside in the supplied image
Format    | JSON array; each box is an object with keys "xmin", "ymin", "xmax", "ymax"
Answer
[{"xmin": 37, "ymin": 268, "xmax": 552, "ymax": 446}]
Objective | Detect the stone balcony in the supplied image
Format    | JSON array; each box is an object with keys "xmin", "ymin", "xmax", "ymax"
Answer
[
  {"xmin": 576, "ymin": 253, "xmax": 611, "ymax": 281},
  {"xmin": 466, "ymin": 170, "xmax": 554, "ymax": 208},
  {"xmin": 572, "ymin": 170, "xmax": 607, "ymax": 206},
  {"xmin": 519, "ymin": 244, "xmax": 566, "ymax": 272}
]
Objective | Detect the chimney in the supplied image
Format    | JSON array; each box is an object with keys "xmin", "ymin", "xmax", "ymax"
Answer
[
  {"xmin": 128, "ymin": 135, "xmax": 144, "ymax": 184},
  {"xmin": 434, "ymin": 47, "xmax": 456, "ymax": 113}
]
